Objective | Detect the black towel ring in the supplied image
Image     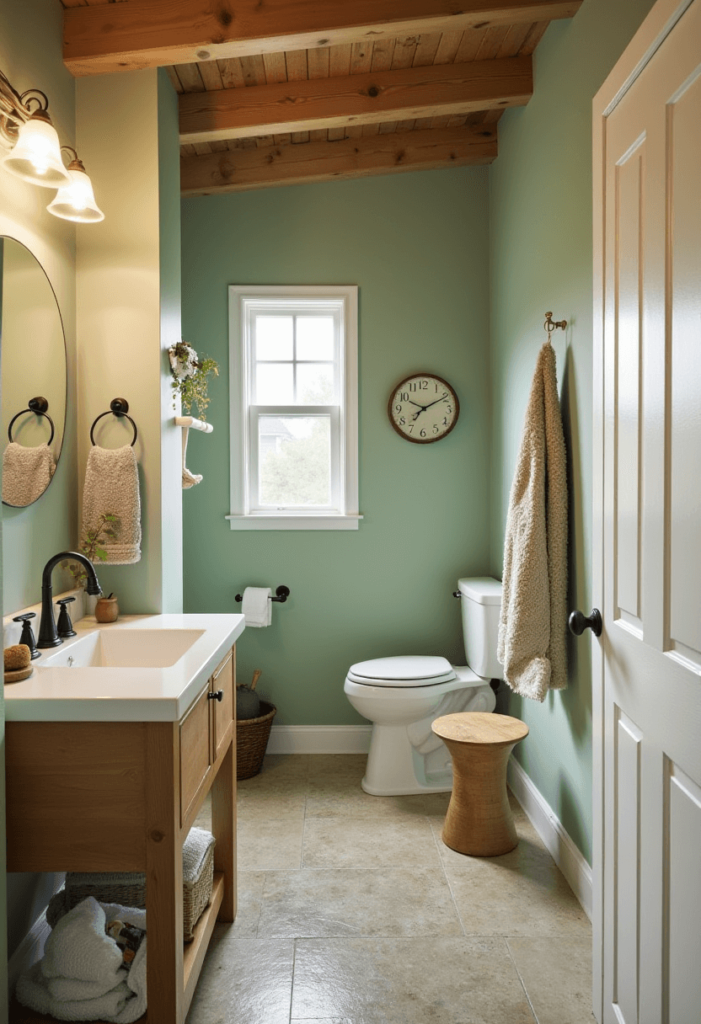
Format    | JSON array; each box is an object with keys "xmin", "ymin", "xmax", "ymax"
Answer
[
  {"xmin": 8, "ymin": 397, "xmax": 55, "ymax": 446},
  {"xmin": 90, "ymin": 398, "xmax": 138, "ymax": 447}
]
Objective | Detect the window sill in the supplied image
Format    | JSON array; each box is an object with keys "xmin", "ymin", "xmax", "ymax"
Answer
[{"xmin": 225, "ymin": 514, "xmax": 363, "ymax": 531}]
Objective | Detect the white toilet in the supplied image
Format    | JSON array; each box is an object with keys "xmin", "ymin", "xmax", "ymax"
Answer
[{"xmin": 344, "ymin": 577, "xmax": 503, "ymax": 795}]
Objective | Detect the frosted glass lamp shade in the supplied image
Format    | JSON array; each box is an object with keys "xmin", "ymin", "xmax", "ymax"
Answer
[
  {"xmin": 1, "ymin": 115, "xmax": 71, "ymax": 188},
  {"xmin": 47, "ymin": 167, "xmax": 104, "ymax": 223}
]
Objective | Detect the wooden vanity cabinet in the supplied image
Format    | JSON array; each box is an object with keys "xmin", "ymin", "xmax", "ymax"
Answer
[{"xmin": 6, "ymin": 645, "xmax": 238, "ymax": 1024}]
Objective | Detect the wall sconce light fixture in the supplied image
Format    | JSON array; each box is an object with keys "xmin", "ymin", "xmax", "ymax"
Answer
[
  {"xmin": 48, "ymin": 147, "xmax": 104, "ymax": 223},
  {"xmin": 0, "ymin": 68, "xmax": 104, "ymax": 223}
]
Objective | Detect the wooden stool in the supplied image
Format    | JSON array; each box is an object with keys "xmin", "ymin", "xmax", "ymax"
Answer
[{"xmin": 432, "ymin": 712, "xmax": 529, "ymax": 857}]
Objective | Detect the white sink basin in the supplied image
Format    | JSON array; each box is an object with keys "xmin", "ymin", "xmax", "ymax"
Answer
[{"xmin": 40, "ymin": 629, "xmax": 205, "ymax": 669}]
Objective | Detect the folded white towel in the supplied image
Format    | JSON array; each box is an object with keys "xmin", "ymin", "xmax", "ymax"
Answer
[
  {"xmin": 2, "ymin": 441, "xmax": 55, "ymax": 506},
  {"xmin": 82, "ymin": 446, "xmax": 141, "ymax": 564},
  {"xmin": 497, "ymin": 341, "xmax": 568, "ymax": 702},
  {"xmin": 16, "ymin": 897, "xmax": 147, "ymax": 1023},
  {"xmin": 183, "ymin": 826, "xmax": 216, "ymax": 881},
  {"xmin": 242, "ymin": 587, "xmax": 272, "ymax": 627}
]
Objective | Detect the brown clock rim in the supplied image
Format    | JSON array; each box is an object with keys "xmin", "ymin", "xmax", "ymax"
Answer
[{"xmin": 387, "ymin": 372, "xmax": 460, "ymax": 445}]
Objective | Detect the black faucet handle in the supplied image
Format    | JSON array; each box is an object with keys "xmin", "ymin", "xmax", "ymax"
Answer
[
  {"xmin": 12, "ymin": 613, "xmax": 40, "ymax": 659},
  {"xmin": 56, "ymin": 597, "xmax": 77, "ymax": 639}
]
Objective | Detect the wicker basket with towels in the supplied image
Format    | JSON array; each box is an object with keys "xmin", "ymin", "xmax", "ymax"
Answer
[{"xmin": 47, "ymin": 827, "xmax": 214, "ymax": 942}]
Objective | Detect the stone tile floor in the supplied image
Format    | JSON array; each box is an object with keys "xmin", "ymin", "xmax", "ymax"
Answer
[{"xmin": 188, "ymin": 754, "xmax": 595, "ymax": 1024}]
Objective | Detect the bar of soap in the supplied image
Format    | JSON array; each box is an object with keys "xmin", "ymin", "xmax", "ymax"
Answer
[{"xmin": 4, "ymin": 644, "xmax": 31, "ymax": 671}]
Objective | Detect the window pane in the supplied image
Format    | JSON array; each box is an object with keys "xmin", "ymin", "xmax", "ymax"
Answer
[
  {"xmin": 255, "ymin": 316, "xmax": 293, "ymax": 360},
  {"xmin": 255, "ymin": 363, "xmax": 294, "ymax": 404},
  {"xmin": 296, "ymin": 316, "xmax": 334, "ymax": 360},
  {"xmin": 297, "ymin": 363, "xmax": 335, "ymax": 403},
  {"xmin": 258, "ymin": 416, "xmax": 330, "ymax": 506}
]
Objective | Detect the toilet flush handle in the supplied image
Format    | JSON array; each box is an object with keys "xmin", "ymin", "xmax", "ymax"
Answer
[{"xmin": 453, "ymin": 591, "xmax": 462, "ymax": 598}]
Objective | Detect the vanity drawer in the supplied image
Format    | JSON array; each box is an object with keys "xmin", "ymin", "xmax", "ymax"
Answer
[
  {"xmin": 180, "ymin": 684, "xmax": 211, "ymax": 824},
  {"xmin": 210, "ymin": 647, "xmax": 235, "ymax": 764}
]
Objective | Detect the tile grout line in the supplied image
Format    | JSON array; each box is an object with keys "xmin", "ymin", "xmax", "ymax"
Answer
[
  {"xmin": 428, "ymin": 816, "xmax": 467, "ymax": 938},
  {"xmin": 288, "ymin": 937, "xmax": 299, "ymax": 1024},
  {"xmin": 504, "ymin": 936, "xmax": 541, "ymax": 1024}
]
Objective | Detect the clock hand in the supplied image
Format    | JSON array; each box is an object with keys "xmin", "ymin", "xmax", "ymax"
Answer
[
  {"xmin": 407, "ymin": 400, "xmax": 424, "ymax": 409},
  {"xmin": 422, "ymin": 396, "xmax": 448, "ymax": 411}
]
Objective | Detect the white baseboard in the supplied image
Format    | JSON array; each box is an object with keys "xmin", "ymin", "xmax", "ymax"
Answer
[
  {"xmin": 7, "ymin": 910, "xmax": 51, "ymax": 995},
  {"xmin": 508, "ymin": 758, "xmax": 592, "ymax": 921},
  {"xmin": 267, "ymin": 724, "xmax": 372, "ymax": 755}
]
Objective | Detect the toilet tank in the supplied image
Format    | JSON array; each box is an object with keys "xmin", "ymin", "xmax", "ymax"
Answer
[{"xmin": 458, "ymin": 577, "xmax": 503, "ymax": 679}]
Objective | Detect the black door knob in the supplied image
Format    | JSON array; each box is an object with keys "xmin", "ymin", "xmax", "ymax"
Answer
[
  {"xmin": 568, "ymin": 609, "xmax": 602, "ymax": 637},
  {"xmin": 208, "ymin": 690, "xmax": 224, "ymax": 702}
]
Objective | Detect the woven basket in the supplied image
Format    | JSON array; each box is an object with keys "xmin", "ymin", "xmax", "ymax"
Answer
[
  {"xmin": 46, "ymin": 829, "xmax": 214, "ymax": 942},
  {"xmin": 237, "ymin": 700, "xmax": 277, "ymax": 780}
]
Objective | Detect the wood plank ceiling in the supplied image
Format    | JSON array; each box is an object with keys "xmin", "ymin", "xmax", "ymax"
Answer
[{"xmin": 60, "ymin": 1, "xmax": 582, "ymax": 194}]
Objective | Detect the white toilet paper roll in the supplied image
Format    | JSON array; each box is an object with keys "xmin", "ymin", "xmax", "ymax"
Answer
[{"xmin": 241, "ymin": 587, "xmax": 272, "ymax": 627}]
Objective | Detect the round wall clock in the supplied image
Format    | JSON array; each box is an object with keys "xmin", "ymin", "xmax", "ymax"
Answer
[{"xmin": 388, "ymin": 373, "xmax": 460, "ymax": 443}]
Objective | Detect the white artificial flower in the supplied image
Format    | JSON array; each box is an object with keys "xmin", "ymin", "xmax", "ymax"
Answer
[{"xmin": 169, "ymin": 342, "xmax": 199, "ymax": 380}]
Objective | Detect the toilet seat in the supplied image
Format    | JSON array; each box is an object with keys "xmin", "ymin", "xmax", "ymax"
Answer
[{"xmin": 347, "ymin": 655, "xmax": 456, "ymax": 688}]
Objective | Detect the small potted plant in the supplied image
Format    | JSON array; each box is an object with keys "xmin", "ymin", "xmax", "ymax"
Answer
[
  {"xmin": 63, "ymin": 513, "xmax": 121, "ymax": 615},
  {"xmin": 168, "ymin": 341, "xmax": 219, "ymax": 419}
]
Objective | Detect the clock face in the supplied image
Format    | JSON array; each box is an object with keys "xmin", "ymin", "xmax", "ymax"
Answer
[{"xmin": 388, "ymin": 373, "xmax": 459, "ymax": 443}]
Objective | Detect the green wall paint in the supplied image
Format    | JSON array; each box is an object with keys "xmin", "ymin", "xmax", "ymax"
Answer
[
  {"xmin": 0, "ymin": 0, "xmax": 79, "ymax": 978},
  {"xmin": 182, "ymin": 170, "xmax": 492, "ymax": 725},
  {"xmin": 1, "ymin": 0, "xmax": 77, "ymax": 617},
  {"xmin": 488, "ymin": 0, "xmax": 656, "ymax": 864}
]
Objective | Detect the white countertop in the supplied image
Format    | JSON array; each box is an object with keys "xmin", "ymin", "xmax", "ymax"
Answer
[{"xmin": 4, "ymin": 613, "xmax": 245, "ymax": 723}]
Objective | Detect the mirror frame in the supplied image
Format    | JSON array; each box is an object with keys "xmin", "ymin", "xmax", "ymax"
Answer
[{"xmin": 1, "ymin": 234, "xmax": 68, "ymax": 508}]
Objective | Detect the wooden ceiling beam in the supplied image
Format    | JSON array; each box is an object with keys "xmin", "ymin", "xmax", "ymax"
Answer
[
  {"xmin": 179, "ymin": 57, "xmax": 531, "ymax": 143},
  {"xmin": 63, "ymin": 0, "xmax": 582, "ymax": 76},
  {"xmin": 180, "ymin": 125, "xmax": 498, "ymax": 195}
]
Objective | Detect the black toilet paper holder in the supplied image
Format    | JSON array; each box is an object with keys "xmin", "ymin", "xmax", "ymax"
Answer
[{"xmin": 235, "ymin": 585, "xmax": 290, "ymax": 604}]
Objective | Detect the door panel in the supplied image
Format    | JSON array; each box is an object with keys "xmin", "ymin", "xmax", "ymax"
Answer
[
  {"xmin": 614, "ymin": 145, "xmax": 644, "ymax": 631},
  {"xmin": 614, "ymin": 711, "xmax": 643, "ymax": 1024},
  {"xmin": 668, "ymin": 71, "xmax": 701, "ymax": 665},
  {"xmin": 596, "ymin": 3, "xmax": 701, "ymax": 1023},
  {"xmin": 667, "ymin": 764, "xmax": 701, "ymax": 1022}
]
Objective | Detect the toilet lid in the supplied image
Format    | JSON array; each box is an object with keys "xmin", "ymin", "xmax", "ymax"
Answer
[{"xmin": 347, "ymin": 655, "xmax": 456, "ymax": 687}]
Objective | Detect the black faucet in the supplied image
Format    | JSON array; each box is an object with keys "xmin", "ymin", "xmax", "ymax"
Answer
[{"xmin": 38, "ymin": 551, "xmax": 102, "ymax": 649}]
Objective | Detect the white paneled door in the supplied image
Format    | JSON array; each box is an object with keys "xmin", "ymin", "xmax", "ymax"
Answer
[{"xmin": 593, "ymin": 2, "xmax": 701, "ymax": 1022}]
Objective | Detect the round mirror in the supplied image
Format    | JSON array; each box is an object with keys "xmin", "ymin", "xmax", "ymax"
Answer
[{"xmin": 1, "ymin": 237, "xmax": 67, "ymax": 507}]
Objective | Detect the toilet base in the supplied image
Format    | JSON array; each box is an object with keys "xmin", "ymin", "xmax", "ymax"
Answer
[
  {"xmin": 361, "ymin": 777, "xmax": 453, "ymax": 796},
  {"xmin": 361, "ymin": 724, "xmax": 455, "ymax": 795},
  {"xmin": 360, "ymin": 681, "xmax": 496, "ymax": 796}
]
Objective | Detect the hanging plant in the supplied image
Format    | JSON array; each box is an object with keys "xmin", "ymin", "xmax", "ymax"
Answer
[{"xmin": 168, "ymin": 341, "xmax": 219, "ymax": 419}]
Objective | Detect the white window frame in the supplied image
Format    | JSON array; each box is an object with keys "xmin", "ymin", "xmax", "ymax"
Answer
[{"xmin": 227, "ymin": 285, "xmax": 361, "ymax": 531}]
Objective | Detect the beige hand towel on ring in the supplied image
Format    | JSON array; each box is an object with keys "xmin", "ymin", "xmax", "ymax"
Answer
[
  {"xmin": 497, "ymin": 340, "xmax": 568, "ymax": 702},
  {"xmin": 82, "ymin": 446, "xmax": 142, "ymax": 564},
  {"xmin": 2, "ymin": 442, "xmax": 55, "ymax": 506}
]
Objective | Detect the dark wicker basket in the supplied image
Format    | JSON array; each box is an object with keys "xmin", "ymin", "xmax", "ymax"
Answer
[{"xmin": 237, "ymin": 700, "xmax": 277, "ymax": 780}]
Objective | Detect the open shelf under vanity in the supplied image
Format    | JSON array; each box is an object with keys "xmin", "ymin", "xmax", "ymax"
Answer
[{"xmin": 6, "ymin": 645, "xmax": 238, "ymax": 1024}]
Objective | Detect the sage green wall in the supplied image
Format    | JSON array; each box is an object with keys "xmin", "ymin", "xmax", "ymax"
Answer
[
  {"xmin": 0, "ymin": 0, "xmax": 77, "ymax": 617},
  {"xmin": 488, "ymin": 0, "xmax": 656, "ymax": 864},
  {"xmin": 0, "ymin": 0, "xmax": 79, "ymax": 981},
  {"xmin": 182, "ymin": 170, "xmax": 491, "ymax": 724}
]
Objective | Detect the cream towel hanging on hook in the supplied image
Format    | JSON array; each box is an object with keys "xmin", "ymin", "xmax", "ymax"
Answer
[{"xmin": 497, "ymin": 334, "xmax": 568, "ymax": 702}]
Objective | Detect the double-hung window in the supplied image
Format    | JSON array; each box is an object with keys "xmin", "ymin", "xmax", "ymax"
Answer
[{"xmin": 227, "ymin": 285, "xmax": 360, "ymax": 530}]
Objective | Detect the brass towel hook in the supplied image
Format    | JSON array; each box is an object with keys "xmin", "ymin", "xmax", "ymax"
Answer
[{"xmin": 544, "ymin": 311, "xmax": 567, "ymax": 338}]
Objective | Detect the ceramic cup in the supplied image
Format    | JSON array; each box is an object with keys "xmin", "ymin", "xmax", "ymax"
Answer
[{"xmin": 95, "ymin": 596, "xmax": 119, "ymax": 623}]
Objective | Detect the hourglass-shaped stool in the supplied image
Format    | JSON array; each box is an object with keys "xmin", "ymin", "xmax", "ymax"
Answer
[{"xmin": 432, "ymin": 712, "xmax": 529, "ymax": 857}]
